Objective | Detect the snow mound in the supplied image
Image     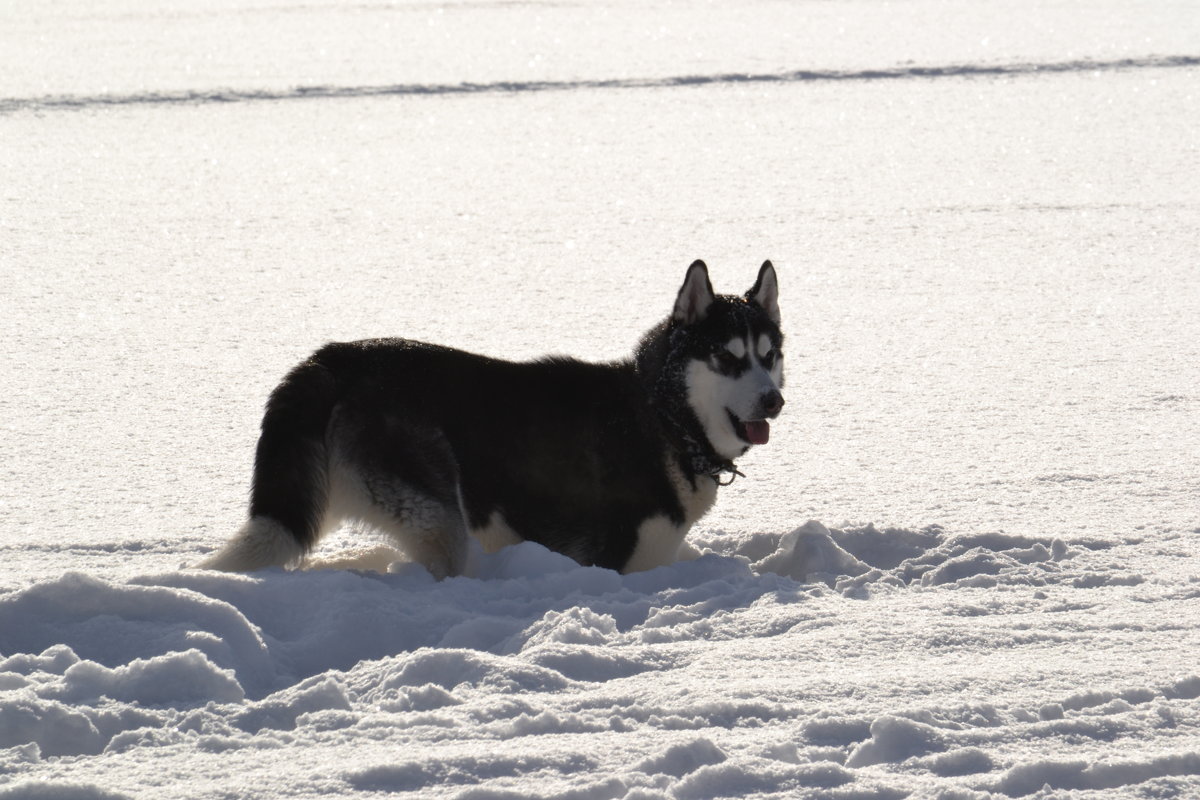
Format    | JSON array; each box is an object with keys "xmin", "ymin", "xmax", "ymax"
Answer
[
  {"xmin": 750, "ymin": 520, "xmax": 871, "ymax": 584},
  {"xmin": 0, "ymin": 524, "xmax": 1195, "ymax": 797},
  {"xmin": 998, "ymin": 751, "xmax": 1200, "ymax": 796},
  {"xmin": 0, "ymin": 784, "xmax": 132, "ymax": 800},
  {"xmin": 844, "ymin": 715, "xmax": 947, "ymax": 767},
  {"xmin": 635, "ymin": 737, "xmax": 727, "ymax": 777}
]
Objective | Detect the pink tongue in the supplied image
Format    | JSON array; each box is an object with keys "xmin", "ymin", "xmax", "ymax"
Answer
[{"xmin": 743, "ymin": 420, "xmax": 770, "ymax": 445}]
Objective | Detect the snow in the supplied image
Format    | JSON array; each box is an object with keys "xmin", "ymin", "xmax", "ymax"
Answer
[
  {"xmin": 2, "ymin": 531, "xmax": 1198, "ymax": 797},
  {"xmin": 2, "ymin": 0, "xmax": 1199, "ymax": 797}
]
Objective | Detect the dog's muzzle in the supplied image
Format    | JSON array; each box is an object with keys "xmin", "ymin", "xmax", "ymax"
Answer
[{"xmin": 759, "ymin": 389, "xmax": 785, "ymax": 419}]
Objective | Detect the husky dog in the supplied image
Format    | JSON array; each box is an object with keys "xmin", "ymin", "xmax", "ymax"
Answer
[{"xmin": 198, "ymin": 260, "xmax": 784, "ymax": 577}]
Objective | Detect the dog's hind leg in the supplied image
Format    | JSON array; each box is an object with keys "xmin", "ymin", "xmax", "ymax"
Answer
[
  {"xmin": 381, "ymin": 502, "xmax": 469, "ymax": 580},
  {"xmin": 316, "ymin": 430, "xmax": 466, "ymax": 579},
  {"xmin": 341, "ymin": 475, "xmax": 468, "ymax": 580}
]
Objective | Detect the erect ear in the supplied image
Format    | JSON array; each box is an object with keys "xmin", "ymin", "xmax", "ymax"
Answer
[
  {"xmin": 745, "ymin": 260, "xmax": 780, "ymax": 325},
  {"xmin": 672, "ymin": 260, "xmax": 715, "ymax": 324}
]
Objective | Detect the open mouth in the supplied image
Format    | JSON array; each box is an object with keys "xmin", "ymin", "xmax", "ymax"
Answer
[{"xmin": 727, "ymin": 409, "xmax": 770, "ymax": 445}]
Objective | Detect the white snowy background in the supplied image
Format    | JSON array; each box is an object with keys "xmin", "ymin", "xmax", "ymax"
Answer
[{"xmin": 2, "ymin": 0, "xmax": 1198, "ymax": 798}]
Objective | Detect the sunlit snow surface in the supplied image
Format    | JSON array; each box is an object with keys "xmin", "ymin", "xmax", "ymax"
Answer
[{"xmin": 2, "ymin": 0, "xmax": 1199, "ymax": 798}]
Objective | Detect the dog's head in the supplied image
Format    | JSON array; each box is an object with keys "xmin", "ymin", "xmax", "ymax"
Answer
[{"xmin": 667, "ymin": 260, "xmax": 785, "ymax": 461}]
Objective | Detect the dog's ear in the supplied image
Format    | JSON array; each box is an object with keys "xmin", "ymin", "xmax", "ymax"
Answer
[
  {"xmin": 673, "ymin": 260, "xmax": 715, "ymax": 324},
  {"xmin": 746, "ymin": 260, "xmax": 780, "ymax": 325}
]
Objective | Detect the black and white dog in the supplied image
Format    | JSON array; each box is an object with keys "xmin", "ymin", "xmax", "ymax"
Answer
[{"xmin": 198, "ymin": 260, "xmax": 784, "ymax": 577}]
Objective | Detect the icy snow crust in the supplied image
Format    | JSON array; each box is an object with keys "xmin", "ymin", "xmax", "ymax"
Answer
[{"xmin": 3, "ymin": 0, "xmax": 1199, "ymax": 797}]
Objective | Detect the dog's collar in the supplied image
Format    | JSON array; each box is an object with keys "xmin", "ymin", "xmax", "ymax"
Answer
[
  {"xmin": 644, "ymin": 330, "xmax": 748, "ymax": 487},
  {"xmin": 655, "ymin": 401, "xmax": 747, "ymax": 487},
  {"xmin": 685, "ymin": 448, "xmax": 745, "ymax": 486},
  {"xmin": 710, "ymin": 460, "xmax": 746, "ymax": 486}
]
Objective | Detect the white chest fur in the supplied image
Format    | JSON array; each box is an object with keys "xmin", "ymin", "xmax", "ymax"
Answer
[{"xmin": 623, "ymin": 458, "xmax": 718, "ymax": 573}]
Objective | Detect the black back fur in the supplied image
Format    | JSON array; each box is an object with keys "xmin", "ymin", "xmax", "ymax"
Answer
[{"xmin": 246, "ymin": 262, "xmax": 782, "ymax": 572}]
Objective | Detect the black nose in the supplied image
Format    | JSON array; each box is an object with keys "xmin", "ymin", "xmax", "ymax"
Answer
[{"xmin": 761, "ymin": 390, "xmax": 785, "ymax": 418}]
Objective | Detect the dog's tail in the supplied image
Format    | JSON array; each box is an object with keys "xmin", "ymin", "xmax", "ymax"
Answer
[{"xmin": 196, "ymin": 355, "xmax": 340, "ymax": 572}]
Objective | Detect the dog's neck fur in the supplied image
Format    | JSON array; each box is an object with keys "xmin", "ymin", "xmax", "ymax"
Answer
[{"xmin": 632, "ymin": 319, "xmax": 740, "ymax": 486}]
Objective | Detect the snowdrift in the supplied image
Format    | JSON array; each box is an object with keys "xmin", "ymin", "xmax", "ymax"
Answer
[{"xmin": 2, "ymin": 523, "xmax": 1197, "ymax": 798}]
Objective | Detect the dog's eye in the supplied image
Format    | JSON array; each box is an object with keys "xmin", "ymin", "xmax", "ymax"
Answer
[
  {"xmin": 761, "ymin": 349, "xmax": 778, "ymax": 368},
  {"xmin": 713, "ymin": 351, "xmax": 741, "ymax": 371}
]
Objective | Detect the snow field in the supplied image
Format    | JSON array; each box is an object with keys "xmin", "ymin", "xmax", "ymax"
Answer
[
  {"xmin": 3, "ymin": 0, "xmax": 1199, "ymax": 797},
  {"xmin": 4, "ymin": 65, "xmax": 1198, "ymax": 590},
  {"xmin": 5, "ymin": 0, "xmax": 1199, "ymax": 102},
  {"xmin": 2, "ymin": 524, "xmax": 1198, "ymax": 797}
]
